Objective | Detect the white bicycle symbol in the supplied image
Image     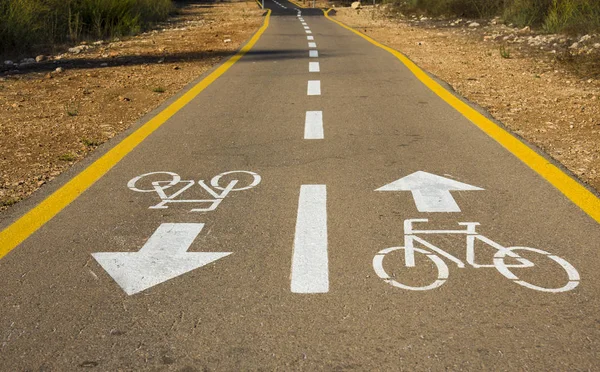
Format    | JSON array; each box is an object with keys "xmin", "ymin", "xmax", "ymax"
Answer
[
  {"xmin": 127, "ymin": 170, "xmax": 261, "ymax": 212},
  {"xmin": 373, "ymin": 219, "xmax": 580, "ymax": 293}
]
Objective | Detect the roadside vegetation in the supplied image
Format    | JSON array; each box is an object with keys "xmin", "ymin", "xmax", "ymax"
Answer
[
  {"xmin": 384, "ymin": 0, "xmax": 600, "ymax": 34},
  {"xmin": 0, "ymin": 0, "xmax": 175, "ymax": 57}
]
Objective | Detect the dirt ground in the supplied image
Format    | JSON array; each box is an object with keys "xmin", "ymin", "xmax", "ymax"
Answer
[
  {"xmin": 333, "ymin": 6, "xmax": 600, "ymax": 193},
  {"xmin": 0, "ymin": 1, "xmax": 264, "ymax": 210}
]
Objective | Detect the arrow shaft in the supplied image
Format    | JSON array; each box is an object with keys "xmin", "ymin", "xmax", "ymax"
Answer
[
  {"xmin": 139, "ymin": 223, "xmax": 204, "ymax": 255},
  {"xmin": 412, "ymin": 190, "xmax": 461, "ymax": 213}
]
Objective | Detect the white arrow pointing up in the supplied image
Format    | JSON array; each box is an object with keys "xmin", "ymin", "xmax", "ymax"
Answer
[
  {"xmin": 92, "ymin": 223, "xmax": 231, "ymax": 295},
  {"xmin": 376, "ymin": 171, "xmax": 484, "ymax": 212}
]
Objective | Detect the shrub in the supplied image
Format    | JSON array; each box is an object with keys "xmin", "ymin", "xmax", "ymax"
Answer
[
  {"xmin": 0, "ymin": 0, "xmax": 174, "ymax": 57},
  {"xmin": 503, "ymin": 0, "xmax": 553, "ymax": 27},
  {"xmin": 543, "ymin": 0, "xmax": 600, "ymax": 34},
  {"xmin": 384, "ymin": 0, "xmax": 600, "ymax": 33},
  {"xmin": 384, "ymin": 0, "xmax": 504, "ymax": 17}
]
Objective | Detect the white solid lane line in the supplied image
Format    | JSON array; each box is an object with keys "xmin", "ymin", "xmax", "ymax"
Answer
[
  {"xmin": 307, "ymin": 80, "xmax": 321, "ymax": 95},
  {"xmin": 309, "ymin": 50, "xmax": 318, "ymax": 57},
  {"xmin": 309, "ymin": 61, "xmax": 320, "ymax": 72},
  {"xmin": 307, "ymin": 35, "xmax": 314, "ymax": 40},
  {"xmin": 308, "ymin": 42, "xmax": 317, "ymax": 48},
  {"xmin": 304, "ymin": 111, "xmax": 324, "ymax": 139},
  {"xmin": 291, "ymin": 185, "xmax": 328, "ymax": 293}
]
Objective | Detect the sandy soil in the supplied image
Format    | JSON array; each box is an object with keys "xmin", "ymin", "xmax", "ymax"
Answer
[
  {"xmin": 0, "ymin": 1, "xmax": 264, "ymax": 210},
  {"xmin": 333, "ymin": 6, "xmax": 600, "ymax": 193}
]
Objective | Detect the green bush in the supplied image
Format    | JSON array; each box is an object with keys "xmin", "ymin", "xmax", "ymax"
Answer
[
  {"xmin": 543, "ymin": 0, "xmax": 600, "ymax": 34},
  {"xmin": 384, "ymin": 0, "xmax": 600, "ymax": 34},
  {"xmin": 0, "ymin": 0, "xmax": 174, "ymax": 56},
  {"xmin": 384, "ymin": 0, "xmax": 504, "ymax": 17},
  {"xmin": 503, "ymin": 0, "xmax": 553, "ymax": 27}
]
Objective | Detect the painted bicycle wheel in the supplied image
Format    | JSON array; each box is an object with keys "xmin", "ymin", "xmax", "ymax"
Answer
[
  {"xmin": 210, "ymin": 170, "xmax": 261, "ymax": 191},
  {"xmin": 373, "ymin": 246, "xmax": 449, "ymax": 291},
  {"xmin": 494, "ymin": 246, "xmax": 580, "ymax": 293}
]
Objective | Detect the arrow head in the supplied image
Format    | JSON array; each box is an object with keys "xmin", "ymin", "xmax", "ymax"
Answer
[
  {"xmin": 376, "ymin": 171, "xmax": 484, "ymax": 192},
  {"xmin": 93, "ymin": 251, "xmax": 232, "ymax": 295}
]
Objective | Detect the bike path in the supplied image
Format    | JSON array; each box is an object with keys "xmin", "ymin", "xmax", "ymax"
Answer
[{"xmin": 0, "ymin": 1, "xmax": 599, "ymax": 370}]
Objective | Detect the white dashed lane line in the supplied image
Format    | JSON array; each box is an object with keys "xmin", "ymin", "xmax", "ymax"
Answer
[
  {"xmin": 309, "ymin": 62, "xmax": 320, "ymax": 72},
  {"xmin": 291, "ymin": 185, "xmax": 329, "ymax": 294},
  {"xmin": 308, "ymin": 42, "xmax": 317, "ymax": 48},
  {"xmin": 309, "ymin": 50, "xmax": 318, "ymax": 57},
  {"xmin": 304, "ymin": 111, "xmax": 324, "ymax": 139},
  {"xmin": 307, "ymin": 80, "xmax": 321, "ymax": 96},
  {"xmin": 307, "ymin": 35, "xmax": 314, "ymax": 40}
]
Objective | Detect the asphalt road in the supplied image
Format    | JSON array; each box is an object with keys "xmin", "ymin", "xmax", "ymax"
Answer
[{"xmin": 1, "ymin": 1, "xmax": 600, "ymax": 370}]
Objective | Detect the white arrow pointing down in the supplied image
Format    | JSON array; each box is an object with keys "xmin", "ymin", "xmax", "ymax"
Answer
[
  {"xmin": 93, "ymin": 223, "xmax": 231, "ymax": 295},
  {"xmin": 376, "ymin": 171, "xmax": 484, "ymax": 212}
]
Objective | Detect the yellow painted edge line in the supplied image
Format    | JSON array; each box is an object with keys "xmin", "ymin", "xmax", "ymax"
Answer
[
  {"xmin": 255, "ymin": 0, "xmax": 263, "ymax": 9},
  {"xmin": 0, "ymin": 10, "xmax": 272, "ymax": 259},
  {"xmin": 324, "ymin": 9, "xmax": 600, "ymax": 223}
]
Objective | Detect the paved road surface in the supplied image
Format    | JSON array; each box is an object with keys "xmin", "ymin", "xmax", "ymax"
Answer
[{"xmin": 1, "ymin": 1, "xmax": 599, "ymax": 370}]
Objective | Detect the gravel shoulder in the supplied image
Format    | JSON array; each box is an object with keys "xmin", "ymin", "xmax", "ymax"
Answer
[
  {"xmin": 0, "ymin": 1, "xmax": 264, "ymax": 210},
  {"xmin": 333, "ymin": 6, "xmax": 600, "ymax": 193}
]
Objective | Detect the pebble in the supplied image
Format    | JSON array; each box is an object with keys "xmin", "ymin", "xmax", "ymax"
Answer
[
  {"xmin": 468, "ymin": 22, "xmax": 480, "ymax": 28},
  {"xmin": 35, "ymin": 55, "xmax": 46, "ymax": 62},
  {"xmin": 55, "ymin": 67, "xmax": 64, "ymax": 73}
]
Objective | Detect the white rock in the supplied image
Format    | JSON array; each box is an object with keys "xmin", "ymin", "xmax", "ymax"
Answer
[
  {"xmin": 593, "ymin": 43, "xmax": 600, "ymax": 49},
  {"xmin": 224, "ymin": 39, "xmax": 232, "ymax": 43},
  {"xmin": 55, "ymin": 67, "xmax": 64, "ymax": 73},
  {"xmin": 569, "ymin": 42, "xmax": 579, "ymax": 49},
  {"xmin": 20, "ymin": 58, "xmax": 36, "ymax": 65},
  {"xmin": 579, "ymin": 34, "xmax": 591, "ymax": 43},
  {"xmin": 35, "ymin": 55, "xmax": 46, "ymax": 62},
  {"xmin": 93, "ymin": 40, "xmax": 104, "ymax": 45},
  {"xmin": 351, "ymin": 1, "xmax": 360, "ymax": 9},
  {"xmin": 68, "ymin": 46, "xmax": 84, "ymax": 54},
  {"xmin": 4, "ymin": 60, "xmax": 14, "ymax": 66},
  {"xmin": 468, "ymin": 22, "xmax": 480, "ymax": 28}
]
